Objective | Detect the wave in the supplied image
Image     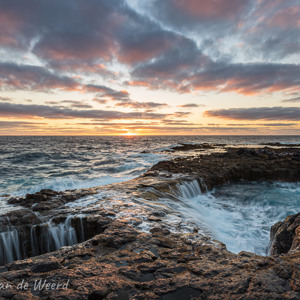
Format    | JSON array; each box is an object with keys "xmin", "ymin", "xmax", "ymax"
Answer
[{"xmin": 12, "ymin": 174, "xmax": 134, "ymax": 197}]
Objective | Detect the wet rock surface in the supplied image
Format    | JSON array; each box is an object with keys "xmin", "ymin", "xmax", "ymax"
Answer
[
  {"xmin": 150, "ymin": 147, "xmax": 300, "ymax": 190},
  {"xmin": 270, "ymin": 212, "xmax": 300, "ymax": 255},
  {"xmin": 7, "ymin": 188, "xmax": 97, "ymax": 211},
  {"xmin": 166, "ymin": 143, "xmax": 222, "ymax": 152},
  {"xmin": 0, "ymin": 146, "xmax": 299, "ymax": 299}
]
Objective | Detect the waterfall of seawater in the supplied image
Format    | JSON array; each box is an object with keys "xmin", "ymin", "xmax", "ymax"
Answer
[
  {"xmin": 0, "ymin": 215, "xmax": 85, "ymax": 265},
  {"xmin": 0, "ymin": 227, "xmax": 21, "ymax": 265},
  {"xmin": 46, "ymin": 216, "xmax": 78, "ymax": 252},
  {"xmin": 175, "ymin": 180, "xmax": 300, "ymax": 256},
  {"xmin": 178, "ymin": 180, "xmax": 202, "ymax": 199}
]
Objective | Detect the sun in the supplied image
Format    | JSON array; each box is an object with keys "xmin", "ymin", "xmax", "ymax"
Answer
[{"xmin": 120, "ymin": 132, "xmax": 137, "ymax": 136}]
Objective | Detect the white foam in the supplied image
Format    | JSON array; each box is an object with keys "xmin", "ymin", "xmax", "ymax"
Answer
[
  {"xmin": 174, "ymin": 180, "xmax": 300, "ymax": 255},
  {"xmin": 13, "ymin": 175, "xmax": 134, "ymax": 197}
]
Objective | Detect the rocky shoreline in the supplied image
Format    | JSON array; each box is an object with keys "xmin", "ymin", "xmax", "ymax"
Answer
[{"xmin": 0, "ymin": 145, "xmax": 300, "ymax": 299}]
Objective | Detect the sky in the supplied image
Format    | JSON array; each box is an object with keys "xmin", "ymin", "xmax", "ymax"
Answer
[{"xmin": 0, "ymin": 0, "xmax": 300, "ymax": 135}]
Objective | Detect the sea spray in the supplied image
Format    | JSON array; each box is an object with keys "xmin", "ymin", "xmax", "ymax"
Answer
[{"xmin": 175, "ymin": 180, "xmax": 300, "ymax": 255}]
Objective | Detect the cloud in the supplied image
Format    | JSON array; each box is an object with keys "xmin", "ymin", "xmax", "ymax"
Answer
[
  {"xmin": 0, "ymin": 0, "xmax": 300, "ymax": 136},
  {"xmin": 139, "ymin": 0, "xmax": 253, "ymax": 35},
  {"xmin": 60, "ymin": 100, "xmax": 83, "ymax": 104},
  {"xmin": 172, "ymin": 112, "xmax": 191, "ymax": 118},
  {"xmin": 162, "ymin": 119, "xmax": 196, "ymax": 125},
  {"xmin": 242, "ymin": 1, "xmax": 300, "ymax": 60},
  {"xmin": 0, "ymin": 121, "xmax": 46, "ymax": 128},
  {"xmin": 205, "ymin": 62, "xmax": 300, "ymax": 94},
  {"xmin": 85, "ymin": 84, "xmax": 130, "ymax": 101},
  {"xmin": 204, "ymin": 107, "xmax": 300, "ymax": 121},
  {"xmin": 0, "ymin": 0, "xmax": 192, "ymax": 72},
  {"xmin": 1, "ymin": 0, "xmax": 299, "ymax": 97},
  {"xmin": 92, "ymin": 98, "xmax": 108, "ymax": 104},
  {"xmin": 0, "ymin": 102, "xmax": 167, "ymax": 120},
  {"xmin": 45, "ymin": 101, "xmax": 59, "ymax": 105},
  {"xmin": 177, "ymin": 103, "xmax": 203, "ymax": 108},
  {"xmin": 0, "ymin": 62, "xmax": 135, "ymax": 104},
  {"xmin": 70, "ymin": 104, "xmax": 93, "ymax": 109},
  {"xmin": 59, "ymin": 100, "xmax": 93, "ymax": 109},
  {"xmin": 134, "ymin": 0, "xmax": 300, "ymax": 62},
  {"xmin": 0, "ymin": 97, "xmax": 11, "ymax": 102},
  {"xmin": 282, "ymin": 96, "xmax": 300, "ymax": 103},
  {"xmin": 131, "ymin": 35, "xmax": 211, "ymax": 92},
  {"xmin": 77, "ymin": 121, "xmax": 160, "ymax": 126},
  {"xmin": 115, "ymin": 101, "xmax": 168, "ymax": 110},
  {"xmin": 0, "ymin": 0, "xmax": 123, "ymax": 64},
  {"xmin": 0, "ymin": 62, "xmax": 79, "ymax": 92},
  {"xmin": 132, "ymin": 60, "xmax": 300, "ymax": 95},
  {"xmin": 116, "ymin": 22, "xmax": 174, "ymax": 65},
  {"xmin": 225, "ymin": 123, "xmax": 298, "ymax": 126}
]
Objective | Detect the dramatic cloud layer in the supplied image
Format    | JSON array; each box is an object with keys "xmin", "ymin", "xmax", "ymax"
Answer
[
  {"xmin": 0, "ymin": 0, "xmax": 299, "ymax": 134},
  {"xmin": 132, "ymin": 60, "xmax": 300, "ymax": 95},
  {"xmin": 142, "ymin": 0, "xmax": 253, "ymax": 35}
]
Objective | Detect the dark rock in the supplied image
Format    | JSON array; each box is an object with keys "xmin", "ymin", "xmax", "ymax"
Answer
[
  {"xmin": 160, "ymin": 287, "xmax": 204, "ymax": 300},
  {"xmin": 119, "ymin": 267, "xmax": 141, "ymax": 280},
  {"xmin": 26, "ymin": 193, "xmax": 48, "ymax": 202},
  {"xmin": 39, "ymin": 189, "xmax": 59, "ymax": 196},
  {"xmin": 97, "ymin": 227, "xmax": 138, "ymax": 249},
  {"xmin": 7, "ymin": 197, "xmax": 21, "ymax": 205},
  {"xmin": 270, "ymin": 213, "xmax": 300, "ymax": 255},
  {"xmin": 139, "ymin": 273, "xmax": 155, "ymax": 282},
  {"xmin": 88, "ymin": 290, "xmax": 109, "ymax": 300},
  {"xmin": 110, "ymin": 289, "xmax": 129, "ymax": 300},
  {"xmin": 151, "ymin": 147, "xmax": 300, "ymax": 188},
  {"xmin": 141, "ymin": 150, "xmax": 150, "ymax": 154},
  {"xmin": 31, "ymin": 259, "xmax": 62, "ymax": 273},
  {"xmin": 169, "ymin": 143, "xmax": 215, "ymax": 152},
  {"xmin": 153, "ymin": 237, "xmax": 176, "ymax": 248},
  {"xmin": 7, "ymin": 188, "xmax": 97, "ymax": 211},
  {"xmin": 150, "ymin": 227, "xmax": 170, "ymax": 236}
]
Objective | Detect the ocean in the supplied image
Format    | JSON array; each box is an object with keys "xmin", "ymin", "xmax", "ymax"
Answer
[
  {"xmin": 1, "ymin": 135, "xmax": 300, "ymax": 256},
  {"xmin": 1, "ymin": 135, "xmax": 300, "ymax": 196}
]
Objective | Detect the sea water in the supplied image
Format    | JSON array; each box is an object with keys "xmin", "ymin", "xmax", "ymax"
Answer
[
  {"xmin": 177, "ymin": 180, "xmax": 300, "ymax": 255},
  {"xmin": 1, "ymin": 135, "xmax": 300, "ymax": 256},
  {"xmin": 1, "ymin": 135, "xmax": 299, "ymax": 196}
]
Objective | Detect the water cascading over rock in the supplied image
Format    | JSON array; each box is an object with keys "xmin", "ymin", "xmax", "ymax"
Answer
[{"xmin": 0, "ymin": 215, "xmax": 86, "ymax": 265}]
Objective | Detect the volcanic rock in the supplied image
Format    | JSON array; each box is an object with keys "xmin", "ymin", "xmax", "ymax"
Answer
[
  {"xmin": 270, "ymin": 212, "xmax": 300, "ymax": 255},
  {"xmin": 0, "ymin": 146, "xmax": 300, "ymax": 299}
]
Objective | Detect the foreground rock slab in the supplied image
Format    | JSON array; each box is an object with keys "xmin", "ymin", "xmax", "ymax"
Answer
[{"xmin": 0, "ymin": 219, "xmax": 300, "ymax": 299}]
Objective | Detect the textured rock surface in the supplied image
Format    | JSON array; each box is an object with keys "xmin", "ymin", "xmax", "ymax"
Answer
[
  {"xmin": 150, "ymin": 147, "xmax": 300, "ymax": 189},
  {"xmin": 0, "ymin": 220, "xmax": 300, "ymax": 299},
  {"xmin": 270, "ymin": 213, "xmax": 300, "ymax": 255},
  {"xmin": 7, "ymin": 188, "xmax": 97, "ymax": 211},
  {"xmin": 166, "ymin": 143, "xmax": 221, "ymax": 152},
  {"xmin": 0, "ymin": 146, "xmax": 299, "ymax": 299}
]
